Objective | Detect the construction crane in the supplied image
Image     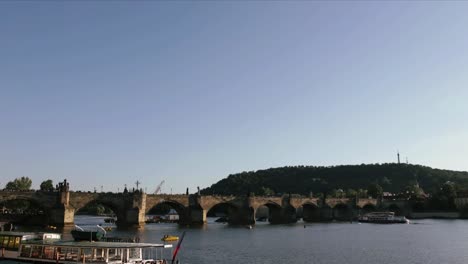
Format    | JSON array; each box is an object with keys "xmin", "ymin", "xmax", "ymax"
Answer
[{"xmin": 154, "ymin": 180, "xmax": 165, "ymax": 194}]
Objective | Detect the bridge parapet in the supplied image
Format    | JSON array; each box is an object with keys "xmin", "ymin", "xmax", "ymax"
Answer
[
  {"xmin": 356, "ymin": 198, "xmax": 378, "ymax": 208},
  {"xmin": 290, "ymin": 197, "xmax": 319, "ymax": 208},
  {"xmin": 324, "ymin": 198, "xmax": 352, "ymax": 208}
]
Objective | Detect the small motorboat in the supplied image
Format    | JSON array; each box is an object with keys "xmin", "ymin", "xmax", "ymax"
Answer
[{"xmin": 161, "ymin": 235, "xmax": 179, "ymax": 242}]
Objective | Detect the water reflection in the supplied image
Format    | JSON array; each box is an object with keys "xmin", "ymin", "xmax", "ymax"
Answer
[{"xmin": 12, "ymin": 216, "xmax": 468, "ymax": 264}]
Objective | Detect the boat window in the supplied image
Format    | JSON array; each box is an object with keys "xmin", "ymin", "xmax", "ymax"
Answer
[
  {"xmin": 129, "ymin": 248, "xmax": 142, "ymax": 260},
  {"xmin": 42, "ymin": 246, "xmax": 55, "ymax": 259},
  {"xmin": 13, "ymin": 237, "xmax": 20, "ymax": 250},
  {"xmin": 62, "ymin": 247, "xmax": 79, "ymax": 261},
  {"xmin": 20, "ymin": 245, "xmax": 32, "ymax": 257},
  {"xmin": 79, "ymin": 248, "xmax": 93, "ymax": 262},
  {"xmin": 7, "ymin": 237, "xmax": 15, "ymax": 250},
  {"xmin": 2, "ymin": 236, "xmax": 8, "ymax": 248},
  {"xmin": 31, "ymin": 245, "xmax": 43, "ymax": 258}
]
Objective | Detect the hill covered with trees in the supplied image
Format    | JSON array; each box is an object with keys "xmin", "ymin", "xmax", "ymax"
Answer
[{"xmin": 201, "ymin": 163, "xmax": 468, "ymax": 197}]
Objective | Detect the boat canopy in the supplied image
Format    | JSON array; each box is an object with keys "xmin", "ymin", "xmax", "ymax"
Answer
[{"xmin": 22, "ymin": 240, "xmax": 173, "ymax": 249}]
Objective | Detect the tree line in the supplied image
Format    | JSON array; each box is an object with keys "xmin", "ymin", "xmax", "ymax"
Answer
[
  {"xmin": 2, "ymin": 177, "xmax": 54, "ymax": 192},
  {"xmin": 201, "ymin": 163, "xmax": 468, "ymax": 210}
]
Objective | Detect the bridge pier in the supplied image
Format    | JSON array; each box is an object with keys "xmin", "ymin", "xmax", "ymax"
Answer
[
  {"xmin": 49, "ymin": 206, "xmax": 75, "ymax": 227},
  {"xmin": 118, "ymin": 192, "xmax": 147, "ymax": 228},
  {"xmin": 119, "ymin": 208, "xmax": 145, "ymax": 228},
  {"xmin": 49, "ymin": 180, "xmax": 75, "ymax": 227},
  {"xmin": 268, "ymin": 206, "xmax": 297, "ymax": 224},
  {"xmin": 187, "ymin": 206, "xmax": 207, "ymax": 225},
  {"xmin": 302, "ymin": 204, "xmax": 320, "ymax": 222}
]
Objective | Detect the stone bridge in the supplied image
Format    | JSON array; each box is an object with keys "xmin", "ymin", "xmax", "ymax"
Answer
[{"xmin": 0, "ymin": 180, "xmax": 413, "ymax": 227}]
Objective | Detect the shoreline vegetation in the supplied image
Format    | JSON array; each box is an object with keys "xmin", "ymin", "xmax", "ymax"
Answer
[
  {"xmin": 202, "ymin": 163, "xmax": 468, "ymax": 213},
  {"xmin": 3, "ymin": 163, "xmax": 468, "ymax": 218}
]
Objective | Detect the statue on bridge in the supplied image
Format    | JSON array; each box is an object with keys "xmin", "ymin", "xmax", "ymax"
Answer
[{"xmin": 56, "ymin": 179, "xmax": 69, "ymax": 192}]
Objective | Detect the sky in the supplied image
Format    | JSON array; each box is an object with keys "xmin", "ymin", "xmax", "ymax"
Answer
[{"xmin": 1, "ymin": 2, "xmax": 468, "ymax": 193}]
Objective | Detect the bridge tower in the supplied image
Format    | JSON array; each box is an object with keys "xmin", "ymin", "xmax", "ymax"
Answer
[
  {"xmin": 122, "ymin": 190, "xmax": 147, "ymax": 228},
  {"xmin": 49, "ymin": 179, "xmax": 75, "ymax": 227}
]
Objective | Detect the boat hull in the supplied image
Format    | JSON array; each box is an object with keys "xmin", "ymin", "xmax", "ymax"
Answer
[
  {"xmin": 71, "ymin": 230, "xmax": 103, "ymax": 241},
  {"xmin": 358, "ymin": 219, "xmax": 409, "ymax": 224}
]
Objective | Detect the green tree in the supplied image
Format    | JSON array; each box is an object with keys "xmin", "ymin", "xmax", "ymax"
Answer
[
  {"xmin": 428, "ymin": 182, "xmax": 457, "ymax": 211},
  {"xmin": 259, "ymin": 186, "xmax": 275, "ymax": 196},
  {"xmin": 357, "ymin": 189, "xmax": 368, "ymax": 198},
  {"xmin": 346, "ymin": 189, "xmax": 357, "ymax": 198},
  {"xmin": 5, "ymin": 177, "xmax": 32, "ymax": 191},
  {"xmin": 40, "ymin": 179, "xmax": 54, "ymax": 192},
  {"xmin": 367, "ymin": 183, "xmax": 383, "ymax": 198},
  {"xmin": 404, "ymin": 183, "xmax": 425, "ymax": 200}
]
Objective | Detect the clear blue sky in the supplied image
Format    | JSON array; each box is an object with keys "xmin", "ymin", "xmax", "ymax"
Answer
[{"xmin": 1, "ymin": 2, "xmax": 468, "ymax": 193}]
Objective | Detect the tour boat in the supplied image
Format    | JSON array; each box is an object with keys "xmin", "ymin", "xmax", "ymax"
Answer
[
  {"xmin": 12, "ymin": 240, "xmax": 175, "ymax": 264},
  {"xmin": 358, "ymin": 212, "xmax": 409, "ymax": 224}
]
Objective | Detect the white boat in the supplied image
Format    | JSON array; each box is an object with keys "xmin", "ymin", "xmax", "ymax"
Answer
[
  {"xmin": 1, "ymin": 231, "xmax": 177, "ymax": 264},
  {"xmin": 358, "ymin": 212, "xmax": 409, "ymax": 224},
  {"xmin": 15, "ymin": 240, "xmax": 174, "ymax": 264}
]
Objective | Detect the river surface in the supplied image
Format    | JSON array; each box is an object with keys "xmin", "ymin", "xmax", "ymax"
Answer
[
  {"xmin": 5, "ymin": 216, "xmax": 468, "ymax": 264},
  {"xmin": 62, "ymin": 216, "xmax": 468, "ymax": 264}
]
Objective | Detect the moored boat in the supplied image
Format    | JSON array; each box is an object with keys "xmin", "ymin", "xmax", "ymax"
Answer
[{"xmin": 358, "ymin": 212, "xmax": 409, "ymax": 224}]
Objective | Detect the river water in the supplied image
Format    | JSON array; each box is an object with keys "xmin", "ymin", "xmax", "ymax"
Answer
[{"xmin": 67, "ymin": 216, "xmax": 468, "ymax": 264}]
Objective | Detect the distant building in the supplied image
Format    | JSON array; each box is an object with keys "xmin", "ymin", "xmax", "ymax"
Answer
[{"xmin": 164, "ymin": 209, "xmax": 179, "ymax": 221}]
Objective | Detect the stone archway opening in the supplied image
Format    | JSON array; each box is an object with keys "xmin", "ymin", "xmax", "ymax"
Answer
[
  {"xmin": 334, "ymin": 203, "xmax": 351, "ymax": 221},
  {"xmin": 255, "ymin": 205, "xmax": 270, "ymax": 223},
  {"xmin": 361, "ymin": 203, "xmax": 377, "ymax": 214},
  {"xmin": 259, "ymin": 202, "xmax": 283, "ymax": 224},
  {"xmin": 206, "ymin": 203, "xmax": 239, "ymax": 224},
  {"xmin": 74, "ymin": 200, "xmax": 120, "ymax": 228},
  {"xmin": 146, "ymin": 201, "xmax": 186, "ymax": 225}
]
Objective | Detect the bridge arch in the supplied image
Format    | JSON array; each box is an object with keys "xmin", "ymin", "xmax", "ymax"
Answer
[
  {"xmin": 146, "ymin": 200, "xmax": 188, "ymax": 224},
  {"xmin": 258, "ymin": 201, "xmax": 282, "ymax": 223},
  {"xmin": 74, "ymin": 199, "xmax": 123, "ymax": 226},
  {"xmin": 361, "ymin": 203, "xmax": 377, "ymax": 214},
  {"xmin": 206, "ymin": 202, "xmax": 239, "ymax": 219},
  {"xmin": 146, "ymin": 200, "xmax": 186, "ymax": 215}
]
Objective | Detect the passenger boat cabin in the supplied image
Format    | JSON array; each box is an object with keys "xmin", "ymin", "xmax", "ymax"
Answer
[
  {"xmin": 16, "ymin": 240, "xmax": 173, "ymax": 264},
  {"xmin": 0, "ymin": 231, "xmax": 61, "ymax": 259}
]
